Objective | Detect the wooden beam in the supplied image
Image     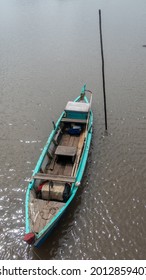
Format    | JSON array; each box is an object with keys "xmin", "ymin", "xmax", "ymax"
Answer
[
  {"xmin": 33, "ymin": 173, "xmax": 75, "ymax": 183},
  {"xmin": 61, "ymin": 118, "xmax": 87, "ymax": 124}
]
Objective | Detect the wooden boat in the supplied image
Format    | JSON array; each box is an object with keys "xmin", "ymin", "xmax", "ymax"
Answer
[{"xmin": 24, "ymin": 85, "xmax": 93, "ymax": 247}]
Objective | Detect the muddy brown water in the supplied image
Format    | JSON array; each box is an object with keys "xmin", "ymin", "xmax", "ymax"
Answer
[{"xmin": 0, "ymin": 0, "xmax": 146, "ymax": 259}]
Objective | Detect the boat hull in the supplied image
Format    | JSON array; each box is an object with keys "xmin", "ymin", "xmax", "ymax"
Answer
[{"xmin": 24, "ymin": 89, "xmax": 93, "ymax": 247}]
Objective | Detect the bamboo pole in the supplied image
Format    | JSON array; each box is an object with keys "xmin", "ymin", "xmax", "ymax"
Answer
[{"xmin": 99, "ymin": 9, "xmax": 108, "ymax": 131}]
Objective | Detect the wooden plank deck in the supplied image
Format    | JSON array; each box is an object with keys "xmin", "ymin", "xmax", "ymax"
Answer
[
  {"xmin": 29, "ymin": 198, "xmax": 65, "ymax": 233},
  {"xmin": 45, "ymin": 131, "xmax": 84, "ymax": 178}
]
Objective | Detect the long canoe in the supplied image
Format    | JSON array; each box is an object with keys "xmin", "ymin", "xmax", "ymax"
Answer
[{"xmin": 24, "ymin": 85, "xmax": 93, "ymax": 247}]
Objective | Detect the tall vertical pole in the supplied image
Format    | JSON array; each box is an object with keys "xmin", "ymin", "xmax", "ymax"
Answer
[{"xmin": 99, "ymin": 9, "xmax": 108, "ymax": 131}]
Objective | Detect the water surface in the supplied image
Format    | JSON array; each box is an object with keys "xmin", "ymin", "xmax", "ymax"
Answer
[{"xmin": 0, "ymin": 0, "xmax": 146, "ymax": 259}]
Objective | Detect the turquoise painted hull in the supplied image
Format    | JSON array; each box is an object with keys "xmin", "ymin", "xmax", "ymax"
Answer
[{"xmin": 24, "ymin": 91, "xmax": 93, "ymax": 247}]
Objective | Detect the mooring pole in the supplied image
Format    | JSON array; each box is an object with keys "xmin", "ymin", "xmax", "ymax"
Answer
[{"xmin": 99, "ymin": 9, "xmax": 108, "ymax": 131}]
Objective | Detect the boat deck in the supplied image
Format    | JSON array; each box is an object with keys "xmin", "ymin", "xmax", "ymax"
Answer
[
  {"xmin": 29, "ymin": 196, "xmax": 65, "ymax": 233},
  {"xmin": 45, "ymin": 133, "xmax": 81, "ymax": 177},
  {"xmin": 29, "ymin": 127, "xmax": 86, "ymax": 234}
]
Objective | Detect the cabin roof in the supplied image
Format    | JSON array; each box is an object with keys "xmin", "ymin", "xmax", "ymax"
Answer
[{"xmin": 65, "ymin": 101, "xmax": 90, "ymax": 113}]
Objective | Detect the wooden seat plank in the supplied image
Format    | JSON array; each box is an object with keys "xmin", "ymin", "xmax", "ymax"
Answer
[
  {"xmin": 55, "ymin": 145, "xmax": 77, "ymax": 157},
  {"xmin": 33, "ymin": 173, "xmax": 75, "ymax": 183},
  {"xmin": 61, "ymin": 118, "xmax": 87, "ymax": 124}
]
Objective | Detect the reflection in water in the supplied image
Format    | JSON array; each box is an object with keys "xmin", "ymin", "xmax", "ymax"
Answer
[{"xmin": 0, "ymin": 0, "xmax": 146, "ymax": 259}]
